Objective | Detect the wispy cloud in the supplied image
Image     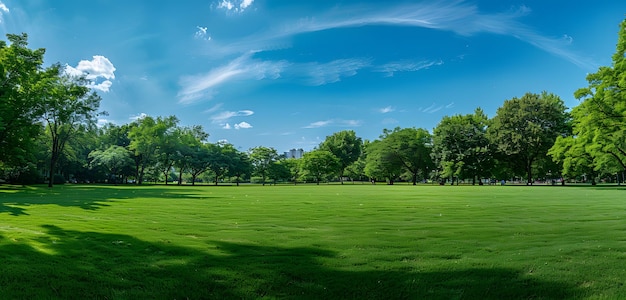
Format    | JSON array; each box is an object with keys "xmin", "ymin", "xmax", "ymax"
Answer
[
  {"xmin": 65, "ymin": 55, "xmax": 116, "ymax": 92},
  {"xmin": 211, "ymin": 109, "xmax": 254, "ymax": 124},
  {"xmin": 178, "ymin": 52, "xmax": 288, "ymax": 104},
  {"xmin": 304, "ymin": 120, "xmax": 332, "ymax": 129},
  {"xmin": 204, "ymin": 103, "xmax": 223, "ymax": 114},
  {"xmin": 237, "ymin": 1, "xmax": 593, "ymax": 69},
  {"xmin": 376, "ymin": 60, "xmax": 443, "ymax": 77},
  {"xmin": 302, "ymin": 58, "xmax": 371, "ymax": 86},
  {"xmin": 195, "ymin": 26, "xmax": 211, "ymax": 40},
  {"xmin": 303, "ymin": 119, "xmax": 362, "ymax": 128},
  {"xmin": 379, "ymin": 106, "xmax": 395, "ymax": 113},
  {"xmin": 0, "ymin": 1, "xmax": 8, "ymax": 23},
  {"xmin": 420, "ymin": 103, "xmax": 444, "ymax": 114}
]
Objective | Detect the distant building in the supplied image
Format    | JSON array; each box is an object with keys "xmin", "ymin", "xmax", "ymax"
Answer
[{"xmin": 284, "ymin": 148, "xmax": 304, "ymax": 159}]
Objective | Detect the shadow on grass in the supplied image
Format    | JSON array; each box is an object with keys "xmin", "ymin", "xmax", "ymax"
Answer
[
  {"xmin": 0, "ymin": 225, "xmax": 583, "ymax": 299},
  {"xmin": 0, "ymin": 185, "xmax": 223, "ymax": 216}
]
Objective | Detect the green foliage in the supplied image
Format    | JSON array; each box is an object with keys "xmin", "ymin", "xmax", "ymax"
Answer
[
  {"xmin": 319, "ymin": 130, "xmax": 362, "ymax": 183},
  {"xmin": 365, "ymin": 127, "xmax": 433, "ymax": 185},
  {"xmin": 487, "ymin": 92, "xmax": 570, "ymax": 184},
  {"xmin": 570, "ymin": 19, "xmax": 626, "ymax": 176},
  {"xmin": 249, "ymin": 146, "xmax": 279, "ymax": 186},
  {"xmin": 432, "ymin": 108, "xmax": 492, "ymax": 184},
  {"xmin": 0, "ymin": 34, "xmax": 47, "ymax": 170},
  {"xmin": 300, "ymin": 150, "xmax": 340, "ymax": 184}
]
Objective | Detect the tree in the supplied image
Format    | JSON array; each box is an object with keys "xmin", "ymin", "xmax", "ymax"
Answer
[
  {"xmin": 0, "ymin": 33, "xmax": 49, "ymax": 172},
  {"xmin": 319, "ymin": 130, "xmax": 362, "ymax": 184},
  {"xmin": 300, "ymin": 150, "xmax": 340, "ymax": 185},
  {"xmin": 128, "ymin": 115, "xmax": 177, "ymax": 184},
  {"xmin": 249, "ymin": 146, "xmax": 278, "ymax": 186},
  {"xmin": 364, "ymin": 139, "xmax": 403, "ymax": 184},
  {"xmin": 569, "ymin": 19, "xmax": 626, "ymax": 180},
  {"xmin": 187, "ymin": 143, "xmax": 211, "ymax": 185},
  {"xmin": 548, "ymin": 135, "xmax": 597, "ymax": 184},
  {"xmin": 378, "ymin": 127, "xmax": 433, "ymax": 185},
  {"xmin": 228, "ymin": 150, "xmax": 251, "ymax": 186},
  {"xmin": 280, "ymin": 158, "xmax": 302, "ymax": 185},
  {"xmin": 487, "ymin": 92, "xmax": 569, "ymax": 185},
  {"xmin": 89, "ymin": 146, "xmax": 134, "ymax": 184},
  {"xmin": 173, "ymin": 125, "xmax": 208, "ymax": 185},
  {"xmin": 432, "ymin": 108, "xmax": 492, "ymax": 185},
  {"xmin": 153, "ymin": 117, "xmax": 181, "ymax": 185},
  {"xmin": 40, "ymin": 69, "xmax": 102, "ymax": 187}
]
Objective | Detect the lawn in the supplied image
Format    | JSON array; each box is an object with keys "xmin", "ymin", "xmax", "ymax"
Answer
[{"xmin": 0, "ymin": 184, "xmax": 625, "ymax": 299}]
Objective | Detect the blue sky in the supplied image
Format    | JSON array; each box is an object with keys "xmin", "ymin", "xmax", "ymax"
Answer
[{"xmin": 1, "ymin": 1, "xmax": 624, "ymax": 152}]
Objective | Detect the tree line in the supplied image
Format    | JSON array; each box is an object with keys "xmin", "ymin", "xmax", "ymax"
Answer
[{"xmin": 1, "ymin": 18, "xmax": 625, "ymax": 187}]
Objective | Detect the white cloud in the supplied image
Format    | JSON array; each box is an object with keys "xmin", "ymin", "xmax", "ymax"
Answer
[
  {"xmin": 0, "ymin": 1, "xmax": 8, "ymax": 23},
  {"xmin": 222, "ymin": 123, "xmax": 232, "ymax": 129},
  {"xmin": 420, "ymin": 103, "xmax": 444, "ymax": 114},
  {"xmin": 218, "ymin": 0, "xmax": 234, "ymax": 10},
  {"xmin": 217, "ymin": 0, "xmax": 254, "ymax": 13},
  {"xmin": 304, "ymin": 58, "xmax": 371, "ymax": 86},
  {"xmin": 130, "ymin": 113, "xmax": 148, "ymax": 121},
  {"xmin": 211, "ymin": 109, "xmax": 254, "ymax": 123},
  {"xmin": 178, "ymin": 52, "xmax": 287, "ymax": 104},
  {"xmin": 248, "ymin": 2, "xmax": 591, "ymax": 70},
  {"xmin": 88, "ymin": 80, "xmax": 113, "ymax": 92},
  {"xmin": 379, "ymin": 106, "xmax": 395, "ymax": 113},
  {"xmin": 304, "ymin": 120, "xmax": 332, "ymax": 129},
  {"xmin": 240, "ymin": 0, "xmax": 254, "ymax": 10},
  {"xmin": 234, "ymin": 121, "xmax": 252, "ymax": 129},
  {"xmin": 304, "ymin": 119, "xmax": 361, "ymax": 128},
  {"xmin": 204, "ymin": 103, "xmax": 223, "ymax": 114},
  {"xmin": 195, "ymin": 26, "xmax": 211, "ymax": 40},
  {"xmin": 65, "ymin": 55, "xmax": 116, "ymax": 92},
  {"xmin": 376, "ymin": 60, "xmax": 443, "ymax": 77}
]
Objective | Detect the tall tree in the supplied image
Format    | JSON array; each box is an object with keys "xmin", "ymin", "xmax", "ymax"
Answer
[
  {"xmin": 249, "ymin": 146, "xmax": 278, "ymax": 186},
  {"xmin": 40, "ymin": 69, "xmax": 102, "ymax": 187},
  {"xmin": 0, "ymin": 33, "xmax": 49, "ymax": 170},
  {"xmin": 432, "ymin": 108, "xmax": 492, "ymax": 185},
  {"xmin": 128, "ymin": 115, "xmax": 177, "ymax": 184},
  {"xmin": 173, "ymin": 125, "xmax": 208, "ymax": 185},
  {"xmin": 487, "ymin": 92, "xmax": 569, "ymax": 184},
  {"xmin": 379, "ymin": 127, "xmax": 433, "ymax": 185},
  {"xmin": 228, "ymin": 149, "xmax": 251, "ymax": 186},
  {"xmin": 570, "ymin": 18, "xmax": 626, "ymax": 179},
  {"xmin": 300, "ymin": 150, "xmax": 340, "ymax": 185},
  {"xmin": 319, "ymin": 130, "xmax": 362, "ymax": 184},
  {"xmin": 364, "ymin": 139, "xmax": 403, "ymax": 184}
]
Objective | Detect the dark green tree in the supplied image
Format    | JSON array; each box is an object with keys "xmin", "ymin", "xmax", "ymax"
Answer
[
  {"xmin": 487, "ymin": 92, "xmax": 569, "ymax": 185},
  {"xmin": 0, "ymin": 33, "xmax": 48, "ymax": 174},
  {"xmin": 300, "ymin": 150, "xmax": 340, "ymax": 185},
  {"xmin": 432, "ymin": 108, "xmax": 492, "ymax": 185},
  {"xmin": 249, "ymin": 146, "xmax": 279, "ymax": 186},
  {"xmin": 319, "ymin": 130, "xmax": 362, "ymax": 184},
  {"xmin": 41, "ymin": 70, "xmax": 102, "ymax": 187}
]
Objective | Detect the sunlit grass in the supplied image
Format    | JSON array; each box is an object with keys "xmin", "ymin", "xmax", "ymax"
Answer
[{"xmin": 1, "ymin": 184, "xmax": 625, "ymax": 299}]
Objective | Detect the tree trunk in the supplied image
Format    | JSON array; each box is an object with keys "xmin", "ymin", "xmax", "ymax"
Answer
[
  {"xmin": 412, "ymin": 173, "xmax": 417, "ymax": 185},
  {"xmin": 178, "ymin": 168, "xmax": 183, "ymax": 185}
]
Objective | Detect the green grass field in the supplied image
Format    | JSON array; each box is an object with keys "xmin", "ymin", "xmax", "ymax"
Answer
[{"xmin": 1, "ymin": 184, "xmax": 625, "ymax": 299}]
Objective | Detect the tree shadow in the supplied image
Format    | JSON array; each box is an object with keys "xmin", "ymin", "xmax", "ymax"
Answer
[
  {"xmin": 0, "ymin": 185, "xmax": 224, "ymax": 216},
  {"xmin": 0, "ymin": 225, "xmax": 584, "ymax": 299}
]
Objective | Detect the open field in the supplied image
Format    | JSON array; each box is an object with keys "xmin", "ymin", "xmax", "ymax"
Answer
[{"xmin": 1, "ymin": 184, "xmax": 625, "ymax": 299}]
